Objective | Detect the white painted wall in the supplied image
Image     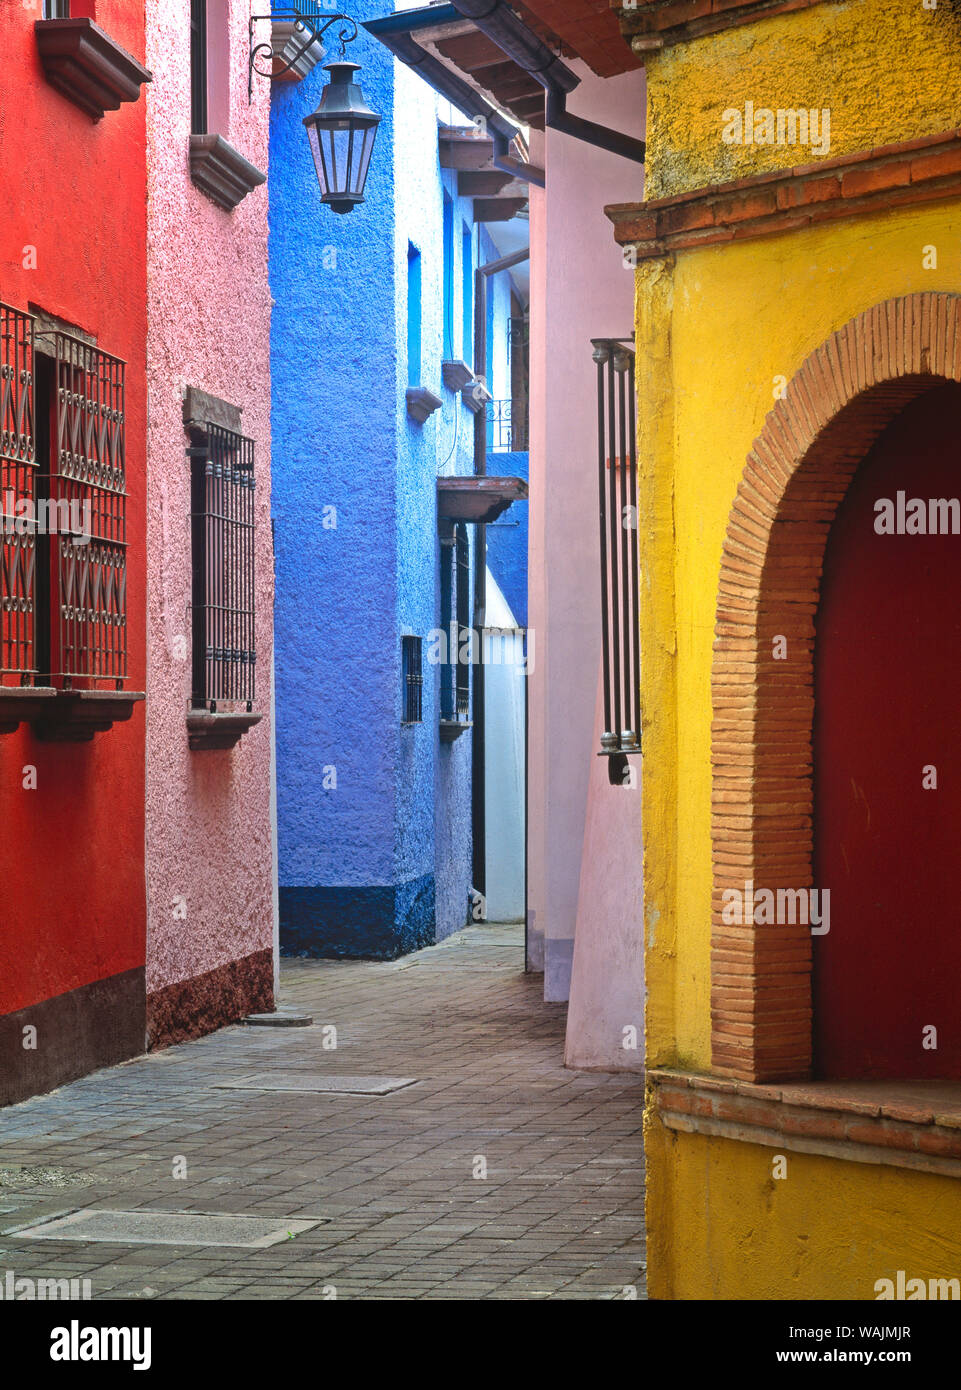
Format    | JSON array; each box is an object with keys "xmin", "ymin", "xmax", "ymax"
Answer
[
  {"xmin": 527, "ymin": 61, "xmax": 645, "ymax": 1014},
  {"xmin": 484, "ymin": 571, "xmax": 526, "ymax": 923}
]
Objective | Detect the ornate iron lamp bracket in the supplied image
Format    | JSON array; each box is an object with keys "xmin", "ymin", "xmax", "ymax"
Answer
[{"xmin": 248, "ymin": 7, "xmax": 359, "ymax": 102}]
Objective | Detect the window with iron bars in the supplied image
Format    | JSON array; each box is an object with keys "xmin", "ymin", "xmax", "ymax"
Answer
[
  {"xmin": 1, "ymin": 301, "xmax": 129, "ymax": 691},
  {"xmin": 190, "ymin": 0, "xmax": 208, "ymax": 135},
  {"xmin": 189, "ymin": 423, "xmax": 256, "ymax": 712},
  {"xmin": 592, "ymin": 337, "xmax": 640, "ymax": 785},
  {"xmin": 439, "ymin": 521, "xmax": 470, "ymax": 722},
  {"xmin": 402, "ymin": 635, "xmax": 423, "ymax": 724}
]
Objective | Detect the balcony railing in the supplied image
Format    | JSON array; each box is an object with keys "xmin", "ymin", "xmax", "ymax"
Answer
[
  {"xmin": 593, "ymin": 337, "xmax": 640, "ymax": 778},
  {"xmin": 487, "ymin": 399, "xmax": 528, "ymax": 453}
]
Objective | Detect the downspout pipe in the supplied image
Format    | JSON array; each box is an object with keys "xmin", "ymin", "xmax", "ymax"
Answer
[{"xmin": 450, "ymin": 0, "xmax": 646, "ymax": 165}]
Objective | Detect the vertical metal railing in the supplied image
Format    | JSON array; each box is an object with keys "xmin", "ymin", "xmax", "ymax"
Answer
[
  {"xmin": 592, "ymin": 337, "xmax": 640, "ymax": 757},
  {"xmin": 191, "ymin": 424, "xmax": 256, "ymax": 709},
  {"xmin": 455, "ymin": 523, "xmax": 470, "ymax": 718},
  {"xmin": 51, "ymin": 331, "xmax": 127, "ymax": 688},
  {"xmin": 0, "ymin": 302, "xmax": 37, "ymax": 682},
  {"xmin": 402, "ymin": 635, "xmax": 423, "ymax": 723}
]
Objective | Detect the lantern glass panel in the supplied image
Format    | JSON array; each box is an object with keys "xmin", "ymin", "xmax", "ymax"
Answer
[
  {"xmin": 329, "ymin": 123, "xmax": 353, "ymax": 193},
  {"xmin": 353, "ymin": 124, "xmax": 376, "ymax": 196}
]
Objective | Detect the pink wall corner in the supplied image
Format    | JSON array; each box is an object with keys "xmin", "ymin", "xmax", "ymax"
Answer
[
  {"xmin": 145, "ymin": 0, "xmax": 274, "ymax": 999},
  {"xmin": 565, "ymin": 661, "xmax": 644, "ymax": 1071},
  {"xmin": 527, "ymin": 61, "xmax": 645, "ymax": 1003}
]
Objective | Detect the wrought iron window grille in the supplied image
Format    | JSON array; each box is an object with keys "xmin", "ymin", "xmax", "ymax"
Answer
[
  {"xmin": 487, "ymin": 399, "xmax": 528, "ymax": 452},
  {"xmin": 1, "ymin": 301, "xmax": 38, "ymax": 684},
  {"xmin": 593, "ymin": 336, "xmax": 641, "ymax": 786},
  {"xmin": 190, "ymin": 0, "xmax": 208, "ymax": 134},
  {"xmin": 0, "ymin": 302, "xmax": 144, "ymax": 737},
  {"xmin": 248, "ymin": 6, "xmax": 358, "ymax": 101},
  {"xmin": 402, "ymin": 634, "xmax": 423, "ymax": 724},
  {"xmin": 188, "ymin": 422, "xmax": 256, "ymax": 714},
  {"xmin": 439, "ymin": 520, "xmax": 471, "ymax": 725}
]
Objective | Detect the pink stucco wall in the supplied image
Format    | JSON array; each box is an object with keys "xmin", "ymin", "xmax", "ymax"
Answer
[
  {"xmin": 145, "ymin": 0, "xmax": 274, "ymax": 1002},
  {"xmin": 527, "ymin": 62, "xmax": 645, "ymax": 1027}
]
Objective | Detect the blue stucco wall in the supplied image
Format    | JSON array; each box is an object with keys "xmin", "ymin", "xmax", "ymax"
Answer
[
  {"xmin": 270, "ymin": 22, "xmax": 515, "ymax": 956},
  {"xmin": 486, "ymin": 449, "xmax": 528, "ymax": 629}
]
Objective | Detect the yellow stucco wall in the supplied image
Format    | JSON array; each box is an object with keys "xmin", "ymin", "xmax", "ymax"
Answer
[
  {"xmin": 644, "ymin": 0, "xmax": 961, "ymax": 198},
  {"xmin": 636, "ymin": 187, "xmax": 961, "ymax": 1294},
  {"xmin": 647, "ymin": 1117, "xmax": 961, "ymax": 1300}
]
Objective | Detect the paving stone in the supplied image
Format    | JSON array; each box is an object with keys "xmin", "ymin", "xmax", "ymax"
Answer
[{"xmin": 0, "ymin": 923, "xmax": 644, "ymax": 1299}]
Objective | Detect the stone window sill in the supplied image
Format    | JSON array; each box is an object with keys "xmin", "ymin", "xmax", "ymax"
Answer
[
  {"xmin": 0, "ymin": 687, "xmax": 144, "ymax": 741},
  {"xmin": 271, "ymin": 21, "xmax": 325, "ymax": 83},
  {"xmin": 439, "ymin": 717, "xmax": 472, "ymax": 743},
  {"xmin": 406, "ymin": 387, "xmax": 443, "ymax": 425},
  {"xmin": 187, "ymin": 709, "xmax": 262, "ymax": 751},
  {"xmin": 189, "ymin": 134, "xmax": 267, "ymax": 212},
  {"xmin": 35, "ymin": 18, "xmax": 151, "ymax": 123},
  {"xmin": 651, "ymin": 1068, "xmax": 961, "ymax": 1178}
]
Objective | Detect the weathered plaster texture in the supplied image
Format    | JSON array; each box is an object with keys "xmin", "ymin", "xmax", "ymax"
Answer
[
  {"xmin": 0, "ymin": 0, "xmax": 148, "ymax": 1074},
  {"xmin": 271, "ymin": 30, "xmax": 514, "ymax": 955},
  {"xmin": 145, "ymin": 0, "xmax": 274, "ymax": 1002},
  {"xmin": 645, "ymin": 0, "xmax": 961, "ymax": 198}
]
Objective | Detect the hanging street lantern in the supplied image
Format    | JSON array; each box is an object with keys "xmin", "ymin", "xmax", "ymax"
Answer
[{"xmin": 303, "ymin": 61, "xmax": 381, "ymax": 215}]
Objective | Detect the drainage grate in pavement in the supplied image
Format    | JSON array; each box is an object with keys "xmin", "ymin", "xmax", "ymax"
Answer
[
  {"xmin": 214, "ymin": 1075, "xmax": 418, "ymax": 1095},
  {"xmin": 13, "ymin": 1209, "xmax": 325, "ymax": 1248}
]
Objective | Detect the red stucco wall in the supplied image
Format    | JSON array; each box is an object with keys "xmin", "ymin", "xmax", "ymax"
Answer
[{"xmin": 0, "ymin": 1, "xmax": 147, "ymax": 1015}]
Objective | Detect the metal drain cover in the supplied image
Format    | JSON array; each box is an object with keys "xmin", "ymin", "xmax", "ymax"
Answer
[
  {"xmin": 13, "ymin": 1209, "xmax": 324, "ymax": 1248},
  {"xmin": 215, "ymin": 1075, "xmax": 418, "ymax": 1095}
]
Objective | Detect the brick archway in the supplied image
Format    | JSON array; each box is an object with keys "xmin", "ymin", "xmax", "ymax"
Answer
[{"xmin": 711, "ymin": 292, "xmax": 961, "ymax": 1083}]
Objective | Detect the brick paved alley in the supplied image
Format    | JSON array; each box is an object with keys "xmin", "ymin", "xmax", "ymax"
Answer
[{"xmin": 0, "ymin": 926, "xmax": 645, "ymax": 1301}]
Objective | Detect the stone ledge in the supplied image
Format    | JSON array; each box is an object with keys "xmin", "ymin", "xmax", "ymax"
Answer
[
  {"xmin": 35, "ymin": 18, "xmax": 151, "ymax": 123},
  {"xmin": 439, "ymin": 717, "xmax": 472, "ymax": 743},
  {"xmin": 189, "ymin": 134, "xmax": 267, "ymax": 213},
  {"xmin": 30, "ymin": 690, "xmax": 144, "ymax": 742},
  {"xmin": 187, "ymin": 709, "xmax": 262, "ymax": 751},
  {"xmin": 651, "ymin": 1069, "xmax": 961, "ymax": 1177},
  {"xmin": 606, "ymin": 128, "xmax": 961, "ymax": 258},
  {"xmin": 406, "ymin": 386, "xmax": 443, "ymax": 424},
  {"xmin": 0, "ymin": 687, "xmax": 57, "ymax": 734}
]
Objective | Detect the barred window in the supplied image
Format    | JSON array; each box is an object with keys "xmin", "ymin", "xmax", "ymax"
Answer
[
  {"xmin": 189, "ymin": 422, "xmax": 256, "ymax": 711},
  {"xmin": 2, "ymin": 304, "xmax": 128, "ymax": 691},
  {"xmin": 439, "ymin": 520, "xmax": 471, "ymax": 723},
  {"xmin": 0, "ymin": 302, "xmax": 37, "ymax": 682},
  {"xmin": 455, "ymin": 524, "xmax": 470, "ymax": 718},
  {"xmin": 45, "ymin": 331, "xmax": 127, "ymax": 687},
  {"xmin": 402, "ymin": 635, "xmax": 423, "ymax": 724}
]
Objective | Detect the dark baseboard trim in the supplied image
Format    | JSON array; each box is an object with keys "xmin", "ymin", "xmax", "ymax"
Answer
[
  {"xmin": 280, "ymin": 875, "xmax": 436, "ymax": 959},
  {"xmin": 0, "ymin": 968, "xmax": 145, "ymax": 1108},
  {"xmin": 147, "ymin": 948, "xmax": 274, "ymax": 1050}
]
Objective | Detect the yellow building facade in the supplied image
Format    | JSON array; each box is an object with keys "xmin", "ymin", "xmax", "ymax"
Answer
[{"xmin": 609, "ymin": 0, "xmax": 961, "ymax": 1298}]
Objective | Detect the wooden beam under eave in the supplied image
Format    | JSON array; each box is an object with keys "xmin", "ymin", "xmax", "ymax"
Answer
[
  {"xmin": 473, "ymin": 195, "xmax": 528, "ymax": 223},
  {"xmin": 458, "ymin": 169, "xmax": 515, "ymax": 196},
  {"xmin": 439, "ymin": 132, "xmax": 495, "ymax": 170}
]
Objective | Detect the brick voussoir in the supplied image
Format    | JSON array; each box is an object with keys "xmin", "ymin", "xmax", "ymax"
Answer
[{"xmin": 710, "ymin": 291, "xmax": 961, "ymax": 1079}]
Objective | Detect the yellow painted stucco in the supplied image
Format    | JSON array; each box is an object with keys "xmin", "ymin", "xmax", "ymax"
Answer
[
  {"xmin": 634, "ymin": 0, "xmax": 961, "ymax": 1297},
  {"xmin": 646, "ymin": 1117, "xmax": 961, "ymax": 1300},
  {"xmin": 644, "ymin": 0, "xmax": 961, "ymax": 199},
  {"xmin": 640, "ymin": 198, "xmax": 961, "ymax": 1079}
]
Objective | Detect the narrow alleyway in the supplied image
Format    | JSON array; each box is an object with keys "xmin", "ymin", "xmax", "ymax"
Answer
[{"xmin": 0, "ymin": 926, "xmax": 645, "ymax": 1300}]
